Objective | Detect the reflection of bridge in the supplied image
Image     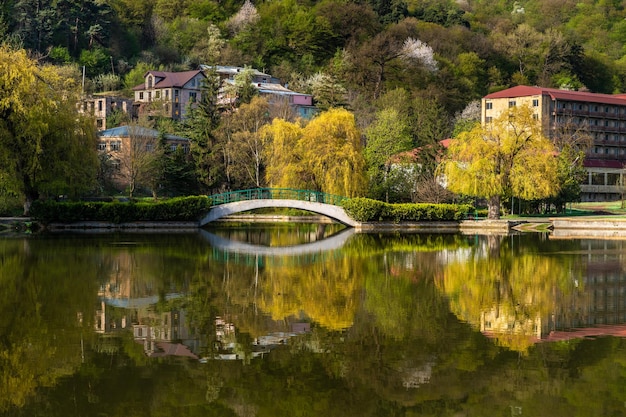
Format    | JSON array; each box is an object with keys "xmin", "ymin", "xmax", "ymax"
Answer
[
  {"xmin": 200, "ymin": 228, "xmax": 355, "ymax": 257},
  {"xmin": 200, "ymin": 188, "xmax": 357, "ymax": 227}
]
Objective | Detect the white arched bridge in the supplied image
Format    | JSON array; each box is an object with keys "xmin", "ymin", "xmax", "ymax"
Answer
[{"xmin": 200, "ymin": 188, "xmax": 357, "ymax": 227}]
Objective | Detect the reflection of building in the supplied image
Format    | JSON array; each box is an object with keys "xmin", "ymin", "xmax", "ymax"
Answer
[
  {"xmin": 133, "ymin": 309, "xmax": 199, "ymax": 358},
  {"xmin": 478, "ymin": 239, "xmax": 626, "ymax": 347},
  {"xmin": 482, "ymin": 86, "xmax": 626, "ymax": 201},
  {"xmin": 206, "ymin": 317, "xmax": 311, "ymax": 361}
]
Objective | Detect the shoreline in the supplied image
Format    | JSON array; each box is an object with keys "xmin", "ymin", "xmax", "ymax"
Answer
[{"xmin": 4, "ymin": 215, "xmax": 626, "ymax": 236}]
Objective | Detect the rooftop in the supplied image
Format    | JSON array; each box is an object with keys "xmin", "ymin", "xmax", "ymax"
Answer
[
  {"xmin": 98, "ymin": 126, "xmax": 188, "ymax": 141},
  {"xmin": 485, "ymin": 85, "xmax": 626, "ymax": 106}
]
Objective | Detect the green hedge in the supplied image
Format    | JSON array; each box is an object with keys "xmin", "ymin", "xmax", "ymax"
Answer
[
  {"xmin": 341, "ymin": 198, "xmax": 473, "ymax": 222},
  {"xmin": 30, "ymin": 196, "xmax": 212, "ymax": 224}
]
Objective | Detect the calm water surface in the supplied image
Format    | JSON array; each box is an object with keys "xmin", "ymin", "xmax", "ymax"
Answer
[{"xmin": 1, "ymin": 224, "xmax": 626, "ymax": 416}]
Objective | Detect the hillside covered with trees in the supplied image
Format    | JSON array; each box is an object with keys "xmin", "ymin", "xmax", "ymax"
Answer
[{"xmin": 1, "ymin": 0, "xmax": 625, "ymax": 212}]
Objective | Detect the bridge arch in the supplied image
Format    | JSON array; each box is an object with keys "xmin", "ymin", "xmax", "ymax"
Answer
[{"xmin": 200, "ymin": 199, "xmax": 358, "ymax": 227}]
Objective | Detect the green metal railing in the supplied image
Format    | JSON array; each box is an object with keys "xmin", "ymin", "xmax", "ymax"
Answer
[{"xmin": 207, "ymin": 188, "xmax": 347, "ymax": 207}]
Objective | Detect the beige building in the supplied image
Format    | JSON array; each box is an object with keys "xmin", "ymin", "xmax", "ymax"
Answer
[
  {"xmin": 132, "ymin": 70, "xmax": 206, "ymax": 120},
  {"xmin": 79, "ymin": 95, "xmax": 134, "ymax": 131},
  {"xmin": 482, "ymin": 86, "xmax": 626, "ymax": 201},
  {"xmin": 97, "ymin": 125, "xmax": 189, "ymax": 192}
]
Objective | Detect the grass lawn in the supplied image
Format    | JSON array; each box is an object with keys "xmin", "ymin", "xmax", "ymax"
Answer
[{"xmin": 570, "ymin": 200, "xmax": 626, "ymax": 215}]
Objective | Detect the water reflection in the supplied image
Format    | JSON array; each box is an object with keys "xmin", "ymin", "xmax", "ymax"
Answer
[{"xmin": 3, "ymin": 230, "xmax": 626, "ymax": 415}]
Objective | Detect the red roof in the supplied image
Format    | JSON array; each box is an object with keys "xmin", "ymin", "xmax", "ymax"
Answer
[
  {"xmin": 484, "ymin": 85, "xmax": 626, "ymax": 106},
  {"xmin": 584, "ymin": 159, "xmax": 625, "ymax": 169},
  {"xmin": 133, "ymin": 70, "xmax": 204, "ymax": 91}
]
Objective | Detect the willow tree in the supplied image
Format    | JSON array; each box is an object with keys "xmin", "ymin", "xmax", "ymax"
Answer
[
  {"xmin": 300, "ymin": 108, "xmax": 367, "ymax": 197},
  {"xmin": 0, "ymin": 44, "xmax": 98, "ymax": 214},
  {"xmin": 438, "ymin": 104, "xmax": 559, "ymax": 219},
  {"xmin": 263, "ymin": 108, "xmax": 367, "ymax": 197}
]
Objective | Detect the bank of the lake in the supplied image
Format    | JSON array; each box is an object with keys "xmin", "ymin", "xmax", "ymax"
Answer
[{"xmin": 7, "ymin": 214, "xmax": 626, "ymax": 235}]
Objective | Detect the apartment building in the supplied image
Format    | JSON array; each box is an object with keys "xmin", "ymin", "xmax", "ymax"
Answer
[
  {"xmin": 202, "ymin": 65, "xmax": 317, "ymax": 119},
  {"xmin": 132, "ymin": 70, "xmax": 206, "ymax": 121},
  {"xmin": 482, "ymin": 85, "xmax": 626, "ymax": 201}
]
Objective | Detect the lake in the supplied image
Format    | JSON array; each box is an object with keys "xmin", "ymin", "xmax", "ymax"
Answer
[{"xmin": 1, "ymin": 224, "xmax": 625, "ymax": 416}]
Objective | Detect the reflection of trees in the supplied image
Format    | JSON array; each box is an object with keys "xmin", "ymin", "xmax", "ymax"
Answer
[
  {"xmin": 438, "ymin": 235, "xmax": 584, "ymax": 353},
  {"xmin": 0, "ymin": 238, "xmax": 98, "ymax": 412}
]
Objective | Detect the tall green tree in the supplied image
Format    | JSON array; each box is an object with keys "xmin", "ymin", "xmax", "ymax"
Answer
[
  {"xmin": 438, "ymin": 104, "xmax": 559, "ymax": 219},
  {"xmin": 0, "ymin": 45, "xmax": 98, "ymax": 214},
  {"xmin": 364, "ymin": 107, "xmax": 413, "ymax": 201},
  {"xmin": 221, "ymin": 96, "xmax": 271, "ymax": 188},
  {"xmin": 184, "ymin": 69, "xmax": 224, "ymax": 193}
]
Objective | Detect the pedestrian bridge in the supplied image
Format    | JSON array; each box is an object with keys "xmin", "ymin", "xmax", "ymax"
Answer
[{"xmin": 200, "ymin": 188, "xmax": 357, "ymax": 227}]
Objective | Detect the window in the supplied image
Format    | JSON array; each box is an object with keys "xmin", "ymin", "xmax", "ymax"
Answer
[
  {"xmin": 110, "ymin": 141, "xmax": 121, "ymax": 151},
  {"xmin": 139, "ymin": 92, "xmax": 144, "ymax": 100},
  {"xmin": 148, "ymin": 76, "xmax": 153, "ymax": 88},
  {"xmin": 591, "ymin": 172, "xmax": 604, "ymax": 185},
  {"xmin": 165, "ymin": 90, "xmax": 169, "ymax": 99},
  {"xmin": 485, "ymin": 102, "xmax": 492, "ymax": 110},
  {"xmin": 532, "ymin": 113, "xmax": 538, "ymax": 120},
  {"xmin": 155, "ymin": 91, "xmax": 161, "ymax": 99},
  {"xmin": 485, "ymin": 116, "xmax": 493, "ymax": 123},
  {"xmin": 532, "ymin": 99, "xmax": 539, "ymax": 107},
  {"xmin": 146, "ymin": 143, "xmax": 154, "ymax": 152},
  {"xmin": 98, "ymin": 100, "xmax": 103, "ymax": 111},
  {"xmin": 97, "ymin": 142, "xmax": 107, "ymax": 151},
  {"xmin": 508, "ymin": 100, "xmax": 516, "ymax": 107},
  {"xmin": 170, "ymin": 144, "xmax": 178, "ymax": 152},
  {"xmin": 189, "ymin": 92, "xmax": 197, "ymax": 103}
]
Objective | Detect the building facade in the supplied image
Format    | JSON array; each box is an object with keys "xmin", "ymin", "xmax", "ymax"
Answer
[
  {"xmin": 132, "ymin": 70, "xmax": 206, "ymax": 121},
  {"xmin": 482, "ymin": 86, "xmax": 626, "ymax": 201},
  {"xmin": 79, "ymin": 95, "xmax": 134, "ymax": 131},
  {"xmin": 203, "ymin": 65, "xmax": 317, "ymax": 119},
  {"xmin": 97, "ymin": 125, "xmax": 189, "ymax": 192}
]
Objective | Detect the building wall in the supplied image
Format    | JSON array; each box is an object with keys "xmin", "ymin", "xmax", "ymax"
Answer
[{"xmin": 483, "ymin": 90, "xmax": 626, "ymax": 201}]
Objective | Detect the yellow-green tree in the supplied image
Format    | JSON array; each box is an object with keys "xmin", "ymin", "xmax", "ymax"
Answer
[
  {"xmin": 0, "ymin": 44, "xmax": 98, "ymax": 213},
  {"xmin": 263, "ymin": 108, "xmax": 367, "ymax": 197},
  {"xmin": 299, "ymin": 108, "xmax": 367, "ymax": 197},
  {"xmin": 438, "ymin": 104, "xmax": 559, "ymax": 219},
  {"xmin": 263, "ymin": 118, "xmax": 305, "ymax": 189}
]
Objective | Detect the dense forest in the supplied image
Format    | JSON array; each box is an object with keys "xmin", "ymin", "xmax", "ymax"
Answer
[
  {"xmin": 1, "ymin": 0, "xmax": 625, "ymax": 209},
  {"xmin": 4, "ymin": 0, "xmax": 626, "ymax": 105}
]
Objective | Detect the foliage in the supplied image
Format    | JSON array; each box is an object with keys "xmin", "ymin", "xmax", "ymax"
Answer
[
  {"xmin": 29, "ymin": 196, "xmax": 211, "ymax": 224},
  {"xmin": 342, "ymin": 197, "xmax": 472, "ymax": 222},
  {"xmin": 263, "ymin": 108, "xmax": 367, "ymax": 197},
  {"xmin": 439, "ymin": 104, "xmax": 559, "ymax": 219},
  {"xmin": 0, "ymin": 44, "xmax": 98, "ymax": 214},
  {"xmin": 364, "ymin": 107, "xmax": 413, "ymax": 201}
]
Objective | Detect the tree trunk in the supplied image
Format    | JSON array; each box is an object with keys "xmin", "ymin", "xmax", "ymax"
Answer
[
  {"xmin": 22, "ymin": 175, "xmax": 39, "ymax": 216},
  {"xmin": 487, "ymin": 195, "xmax": 501, "ymax": 219}
]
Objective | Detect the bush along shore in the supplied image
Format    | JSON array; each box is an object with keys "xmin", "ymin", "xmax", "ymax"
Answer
[
  {"xmin": 30, "ymin": 196, "xmax": 212, "ymax": 226},
  {"xmin": 25, "ymin": 196, "xmax": 477, "ymax": 231},
  {"xmin": 341, "ymin": 197, "xmax": 473, "ymax": 222}
]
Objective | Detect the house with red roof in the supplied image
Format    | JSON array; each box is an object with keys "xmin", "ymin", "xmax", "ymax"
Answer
[
  {"xmin": 482, "ymin": 86, "xmax": 626, "ymax": 201},
  {"xmin": 132, "ymin": 70, "xmax": 206, "ymax": 121}
]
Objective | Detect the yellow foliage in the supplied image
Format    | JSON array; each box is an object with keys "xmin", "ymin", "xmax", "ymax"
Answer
[
  {"xmin": 262, "ymin": 108, "xmax": 367, "ymax": 197},
  {"xmin": 440, "ymin": 104, "xmax": 559, "ymax": 201}
]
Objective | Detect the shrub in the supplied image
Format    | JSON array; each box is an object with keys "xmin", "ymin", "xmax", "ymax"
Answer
[
  {"xmin": 342, "ymin": 198, "xmax": 473, "ymax": 222},
  {"xmin": 30, "ymin": 196, "xmax": 212, "ymax": 224},
  {"xmin": 341, "ymin": 198, "xmax": 386, "ymax": 221}
]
